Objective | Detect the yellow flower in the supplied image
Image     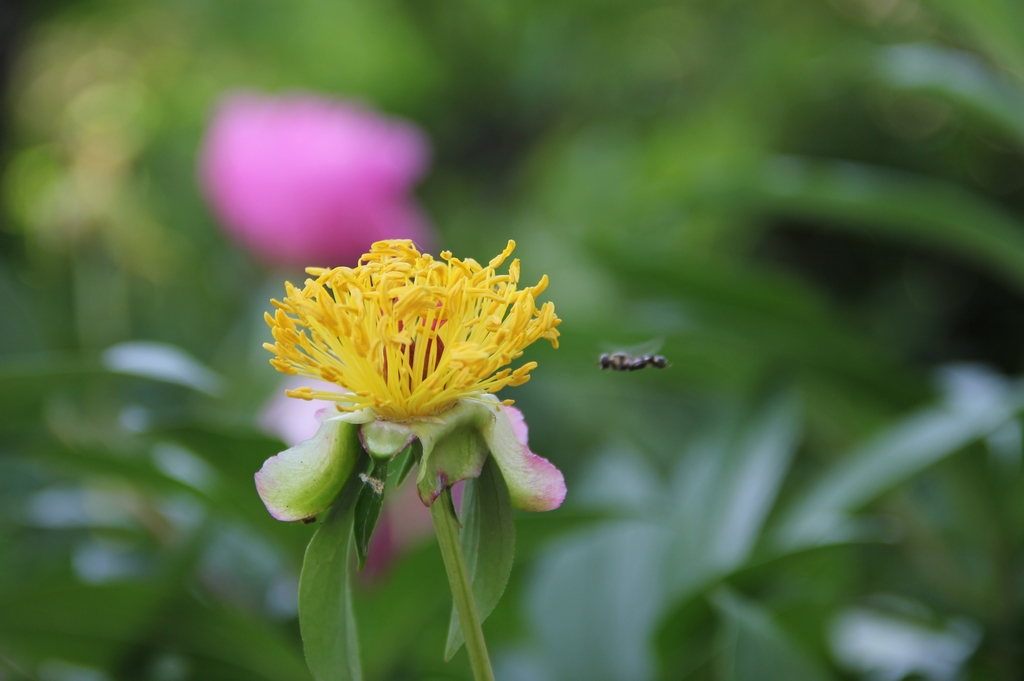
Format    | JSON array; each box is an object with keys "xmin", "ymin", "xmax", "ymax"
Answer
[{"xmin": 264, "ymin": 239, "xmax": 561, "ymax": 421}]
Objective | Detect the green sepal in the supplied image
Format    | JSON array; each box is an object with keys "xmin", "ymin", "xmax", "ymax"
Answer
[
  {"xmin": 350, "ymin": 398, "xmax": 564, "ymax": 511},
  {"xmin": 359, "ymin": 420, "xmax": 415, "ymax": 460},
  {"xmin": 255, "ymin": 416, "xmax": 364, "ymax": 522},
  {"xmin": 298, "ymin": 453, "xmax": 367, "ymax": 681},
  {"xmin": 418, "ymin": 427, "xmax": 488, "ymax": 506},
  {"xmin": 444, "ymin": 456, "xmax": 515, "ymax": 660},
  {"xmin": 353, "ymin": 457, "xmax": 389, "ymax": 570},
  {"xmin": 394, "ymin": 440, "xmax": 420, "ymax": 487},
  {"xmin": 412, "ymin": 402, "xmax": 491, "ymax": 505}
]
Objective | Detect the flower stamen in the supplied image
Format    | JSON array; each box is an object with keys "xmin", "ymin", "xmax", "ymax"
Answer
[{"xmin": 265, "ymin": 239, "xmax": 560, "ymax": 421}]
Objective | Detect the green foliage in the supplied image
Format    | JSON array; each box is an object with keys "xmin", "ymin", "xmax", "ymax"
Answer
[
  {"xmin": 445, "ymin": 457, "xmax": 515, "ymax": 660},
  {"xmin": 712, "ymin": 588, "xmax": 834, "ymax": 681},
  {"xmin": 353, "ymin": 459, "xmax": 389, "ymax": 571},
  {"xmin": 5, "ymin": 0, "xmax": 1024, "ymax": 679},
  {"xmin": 299, "ymin": 473, "xmax": 365, "ymax": 681}
]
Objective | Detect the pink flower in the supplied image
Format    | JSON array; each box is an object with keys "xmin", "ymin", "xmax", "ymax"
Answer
[
  {"xmin": 258, "ymin": 377, "xmax": 338, "ymax": 447},
  {"xmin": 199, "ymin": 93, "xmax": 433, "ymax": 268}
]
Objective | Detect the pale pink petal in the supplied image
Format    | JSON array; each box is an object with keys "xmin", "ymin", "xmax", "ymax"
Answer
[
  {"xmin": 482, "ymin": 402, "xmax": 566, "ymax": 512},
  {"xmin": 505, "ymin": 405, "xmax": 529, "ymax": 444}
]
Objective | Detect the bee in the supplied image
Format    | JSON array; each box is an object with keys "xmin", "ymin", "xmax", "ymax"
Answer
[{"xmin": 598, "ymin": 339, "xmax": 669, "ymax": 371}]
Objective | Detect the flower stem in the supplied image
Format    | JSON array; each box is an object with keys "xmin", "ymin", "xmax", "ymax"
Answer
[{"xmin": 431, "ymin": 488, "xmax": 495, "ymax": 681}]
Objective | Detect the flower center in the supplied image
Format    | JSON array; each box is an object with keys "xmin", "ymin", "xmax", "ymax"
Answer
[{"xmin": 264, "ymin": 239, "xmax": 560, "ymax": 420}]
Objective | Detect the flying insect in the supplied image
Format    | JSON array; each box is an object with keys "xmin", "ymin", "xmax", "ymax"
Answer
[{"xmin": 598, "ymin": 338, "xmax": 669, "ymax": 371}]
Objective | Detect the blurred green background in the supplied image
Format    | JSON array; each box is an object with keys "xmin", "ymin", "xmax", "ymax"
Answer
[{"xmin": 5, "ymin": 0, "xmax": 1024, "ymax": 679}]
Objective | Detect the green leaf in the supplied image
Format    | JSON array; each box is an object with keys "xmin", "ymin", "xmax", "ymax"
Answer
[
  {"xmin": 353, "ymin": 458, "xmax": 389, "ymax": 570},
  {"xmin": 352, "ymin": 539, "xmax": 450, "ymax": 679},
  {"xmin": 528, "ymin": 522, "xmax": 671, "ymax": 681},
  {"xmin": 876, "ymin": 44, "xmax": 1024, "ymax": 145},
  {"xmin": 0, "ymin": 580, "xmax": 164, "ymax": 668},
  {"xmin": 590, "ymin": 246, "xmax": 926, "ymax": 408},
  {"xmin": 154, "ymin": 598, "xmax": 312, "ymax": 680},
  {"xmin": 444, "ymin": 456, "xmax": 515, "ymax": 660},
  {"xmin": 754, "ymin": 157, "xmax": 1024, "ymax": 294},
  {"xmin": 101, "ymin": 341, "xmax": 226, "ymax": 395},
  {"xmin": 773, "ymin": 367, "xmax": 1024, "ymax": 551},
  {"xmin": 299, "ymin": 463, "xmax": 366, "ymax": 681},
  {"xmin": 522, "ymin": 394, "xmax": 800, "ymax": 681},
  {"xmin": 712, "ymin": 588, "xmax": 835, "ymax": 681},
  {"xmin": 924, "ymin": 0, "xmax": 1024, "ymax": 79},
  {"xmin": 666, "ymin": 392, "xmax": 801, "ymax": 598},
  {"xmin": 394, "ymin": 440, "xmax": 419, "ymax": 487}
]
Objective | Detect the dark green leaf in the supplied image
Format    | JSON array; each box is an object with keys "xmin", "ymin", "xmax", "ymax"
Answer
[
  {"xmin": 876, "ymin": 44, "xmax": 1024, "ymax": 145},
  {"xmin": 666, "ymin": 392, "xmax": 801, "ymax": 598},
  {"xmin": 528, "ymin": 522, "xmax": 671, "ymax": 681},
  {"xmin": 444, "ymin": 456, "xmax": 515, "ymax": 660},
  {"xmin": 299, "ymin": 464, "xmax": 366, "ymax": 681},
  {"xmin": 712, "ymin": 588, "xmax": 834, "ymax": 681},
  {"xmin": 754, "ymin": 157, "xmax": 1024, "ymax": 294},
  {"xmin": 925, "ymin": 0, "xmax": 1024, "ymax": 78},
  {"xmin": 773, "ymin": 367, "xmax": 1024, "ymax": 551},
  {"xmin": 153, "ymin": 598, "xmax": 311, "ymax": 681},
  {"xmin": 0, "ymin": 580, "xmax": 163, "ymax": 668},
  {"xmin": 393, "ymin": 440, "xmax": 420, "ymax": 487},
  {"xmin": 590, "ymin": 246, "xmax": 926, "ymax": 408},
  {"xmin": 156, "ymin": 426, "xmax": 318, "ymax": 556},
  {"xmin": 353, "ymin": 541, "xmax": 450, "ymax": 679},
  {"xmin": 353, "ymin": 458, "xmax": 389, "ymax": 571},
  {"xmin": 0, "ymin": 357, "xmax": 116, "ymax": 433}
]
